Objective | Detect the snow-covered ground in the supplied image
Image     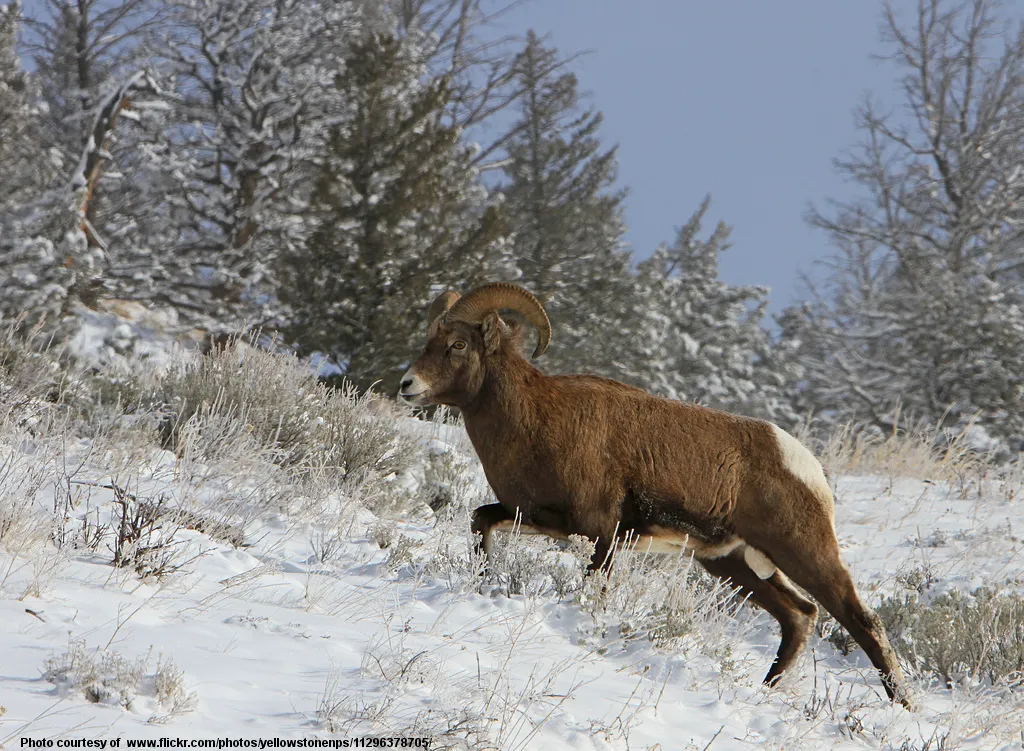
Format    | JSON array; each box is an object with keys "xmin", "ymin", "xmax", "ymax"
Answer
[{"xmin": 1, "ymin": 406, "xmax": 1023, "ymax": 750}]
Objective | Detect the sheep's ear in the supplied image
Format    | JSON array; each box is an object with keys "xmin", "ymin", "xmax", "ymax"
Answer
[{"xmin": 480, "ymin": 311, "xmax": 504, "ymax": 354}]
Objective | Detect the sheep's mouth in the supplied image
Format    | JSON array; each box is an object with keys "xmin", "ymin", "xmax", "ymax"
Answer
[{"xmin": 399, "ymin": 390, "xmax": 428, "ymax": 403}]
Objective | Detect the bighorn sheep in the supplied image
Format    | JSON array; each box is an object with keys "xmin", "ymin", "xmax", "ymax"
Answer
[{"xmin": 399, "ymin": 282, "xmax": 911, "ymax": 708}]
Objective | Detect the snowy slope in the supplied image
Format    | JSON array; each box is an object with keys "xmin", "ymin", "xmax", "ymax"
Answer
[{"xmin": 1, "ymin": 418, "xmax": 1023, "ymax": 750}]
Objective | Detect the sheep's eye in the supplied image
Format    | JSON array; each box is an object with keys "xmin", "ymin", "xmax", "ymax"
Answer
[{"xmin": 451, "ymin": 341, "xmax": 467, "ymax": 351}]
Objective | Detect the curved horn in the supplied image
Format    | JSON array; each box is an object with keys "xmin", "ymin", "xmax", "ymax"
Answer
[
  {"xmin": 447, "ymin": 282, "xmax": 551, "ymax": 358},
  {"xmin": 427, "ymin": 290, "xmax": 461, "ymax": 328}
]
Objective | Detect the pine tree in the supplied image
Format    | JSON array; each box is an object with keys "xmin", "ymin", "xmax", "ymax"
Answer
[
  {"xmin": 498, "ymin": 30, "xmax": 632, "ymax": 377},
  {"xmin": 1, "ymin": 60, "xmax": 160, "ymax": 327},
  {"xmin": 623, "ymin": 199, "xmax": 793, "ymax": 422},
  {"xmin": 275, "ymin": 30, "xmax": 509, "ymax": 392},
  {"xmin": 3, "ymin": 0, "xmax": 170, "ymax": 331},
  {"xmin": 0, "ymin": 2, "xmax": 85, "ymax": 327},
  {"xmin": 24, "ymin": 0, "xmax": 160, "ymax": 213}
]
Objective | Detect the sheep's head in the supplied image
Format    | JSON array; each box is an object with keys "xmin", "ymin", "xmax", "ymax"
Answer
[{"xmin": 399, "ymin": 283, "xmax": 551, "ymax": 407}]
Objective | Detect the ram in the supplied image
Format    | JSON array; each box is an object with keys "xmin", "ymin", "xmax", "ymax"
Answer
[{"xmin": 400, "ymin": 282, "xmax": 911, "ymax": 707}]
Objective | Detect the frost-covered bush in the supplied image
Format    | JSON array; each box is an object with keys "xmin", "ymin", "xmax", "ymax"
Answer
[
  {"xmin": 0, "ymin": 458, "xmax": 51, "ymax": 555},
  {"xmin": 466, "ymin": 523, "xmax": 748, "ymax": 664},
  {"xmin": 0, "ymin": 322, "xmax": 162, "ymax": 441},
  {"xmin": 0, "ymin": 427, "xmax": 60, "ymax": 583},
  {"xmin": 0, "ymin": 323, "xmax": 75, "ymax": 423},
  {"xmin": 824, "ymin": 580, "xmax": 1024, "ymax": 690},
  {"xmin": 875, "ymin": 587, "xmax": 1024, "ymax": 689},
  {"xmin": 315, "ymin": 382, "xmax": 420, "ymax": 495},
  {"xmin": 43, "ymin": 638, "xmax": 147, "ymax": 708},
  {"xmin": 418, "ymin": 440, "xmax": 478, "ymax": 513},
  {"xmin": 106, "ymin": 484, "xmax": 205, "ymax": 581},
  {"xmin": 42, "ymin": 639, "xmax": 197, "ymax": 718},
  {"xmin": 155, "ymin": 343, "xmax": 421, "ymax": 498},
  {"xmin": 156, "ymin": 341, "xmax": 326, "ymax": 459}
]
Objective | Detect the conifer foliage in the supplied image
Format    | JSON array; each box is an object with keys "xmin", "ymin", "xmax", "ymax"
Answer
[
  {"xmin": 276, "ymin": 30, "xmax": 508, "ymax": 392},
  {"xmin": 621, "ymin": 199, "xmax": 794, "ymax": 422},
  {"xmin": 498, "ymin": 31, "xmax": 632, "ymax": 377}
]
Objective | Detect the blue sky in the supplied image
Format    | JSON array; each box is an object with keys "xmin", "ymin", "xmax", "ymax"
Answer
[{"xmin": 493, "ymin": 0, "xmax": 900, "ymax": 313}]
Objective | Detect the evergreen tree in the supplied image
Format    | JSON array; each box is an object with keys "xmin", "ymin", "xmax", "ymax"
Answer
[
  {"xmin": 23, "ymin": 0, "xmax": 161, "ymax": 223},
  {"xmin": 25, "ymin": 0, "xmax": 157, "ymax": 154},
  {"xmin": 4, "ymin": 0, "xmax": 172, "ymax": 330},
  {"xmin": 498, "ymin": 30, "xmax": 632, "ymax": 377},
  {"xmin": 0, "ymin": 1, "xmax": 88, "ymax": 327},
  {"xmin": 622, "ymin": 199, "xmax": 794, "ymax": 422},
  {"xmin": 275, "ymin": 30, "xmax": 509, "ymax": 392},
  {"xmin": 1, "ymin": 61, "xmax": 160, "ymax": 327}
]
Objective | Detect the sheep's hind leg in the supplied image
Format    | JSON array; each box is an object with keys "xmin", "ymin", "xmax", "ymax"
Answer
[
  {"xmin": 699, "ymin": 551, "xmax": 818, "ymax": 686},
  {"xmin": 752, "ymin": 520, "xmax": 913, "ymax": 709}
]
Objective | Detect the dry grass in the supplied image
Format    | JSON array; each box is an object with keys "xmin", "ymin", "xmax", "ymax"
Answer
[
  {"xmin": 793, "ymin": 409, "xmax": 988, "ymax": 487},
  {"xmin": 0, "ymin": 333, "xmax": 433, "ymax": 603}
]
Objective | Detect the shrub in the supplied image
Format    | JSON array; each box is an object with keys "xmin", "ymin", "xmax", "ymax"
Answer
[
  {"xmin": 155, "ymin": 343, "xmax": 421, "ymax": 503},
  {"xmin": 0, "ymin": 322, "xmax": 71, "ymax": 402},
  {"xmin": 106, "ymin": 483, "xmax": 207, "ymax": 581},
  {"xmin": 575, "ymin": 535, "xmax": 746, "ymax": 662},
  {"xmin": 875, "ymin": 587, "xmax": 1024, "ymax": 689},
  {"xmin": 315, "ymin": 383, "xmax": 420, "ymax": 498},
  {"xmin": 42, "ymin": 638, "xmax": 147, "ymax": 708},
  {"xmin": 476, "ymin": 524, "xmax": 747, "ymax": 665},
  {"xmin": 156, "ymin": 341, "xmax": 325, "ymax": 461},
  {"xmin": 0, "ymin": 431, "xmax": 60, "ymax": 595},
  {"xmin": 42, "ymin": 638, "xmax": 197, "ymax": 719},
  {"xmin": 0, "ymin": 323, "xmax": 77, "ymax": 432}
]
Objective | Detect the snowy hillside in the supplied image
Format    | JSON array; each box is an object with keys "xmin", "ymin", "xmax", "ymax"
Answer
[{"xmin": 1, "ymin": 343, "xmax": 1023, "ymax": 750}]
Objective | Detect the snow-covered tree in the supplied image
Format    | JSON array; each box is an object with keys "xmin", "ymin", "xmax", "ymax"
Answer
[
  {"xmin": 3, "ymin": 0, "xmax": 172, "ymax": 332},
  {"xmin": 793, "ymin": 0, "xmax": 1024, "ymax": 450},
  {"xmin": 275, "ymin": 30, "xmax": 509, "ymax": 392},
  {"xmin": 498, "ymin": 30, "xmax": 632, "ymax": 377},
  {"xmin": 134, "ymin": 0, "xmax": 360, "ymax": 327},
  {"xmin": 622, "ymin": 199, "xmax": 794, "ymax": 422},
  {"xmin": 387, "ymin": 0, "xmax": 546, "ymax": 170},
  {"xmin": 1, "ymin": 62, "xmax": 159, "ymax": 327},
  {"xmin": 1, "ymin": 1, "xmax": 87, "ymax": 326},
  {"xmin": 23, "ymin": 0, "xmax": 161, "ymax": 202}
]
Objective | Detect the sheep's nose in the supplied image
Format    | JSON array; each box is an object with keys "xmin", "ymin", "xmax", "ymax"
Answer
[{"xmin": 400, "ymin": 378, "xmax": 413, "ymax": 392}]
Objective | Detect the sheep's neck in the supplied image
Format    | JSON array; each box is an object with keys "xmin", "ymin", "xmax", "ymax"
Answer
[{"xmin": 462, "ymin": 352, "xmax": 539, "ymax": 445}]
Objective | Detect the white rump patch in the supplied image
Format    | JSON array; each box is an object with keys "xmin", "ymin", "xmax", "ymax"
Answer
[
  {"xmin": 770, "ymin": 423, "xmax": 833, "ymax": 511},
  {"xmin": 743, "ymin": 545, "xmax": 777, "ymax": 580}
]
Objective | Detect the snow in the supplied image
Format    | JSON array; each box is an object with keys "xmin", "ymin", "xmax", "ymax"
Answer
[{"xmin": 1, "ymin": 421, "xmax": 1022, "ymax": 749}]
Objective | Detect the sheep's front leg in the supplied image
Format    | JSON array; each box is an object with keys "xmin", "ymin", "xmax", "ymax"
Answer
[
  {"xmin": 471, "ymin": 503, "xmax": 515, "ymax": 562},
  {"xmin": 471, "ymin": 503, "xmax": 567, "ymax": 572}
]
